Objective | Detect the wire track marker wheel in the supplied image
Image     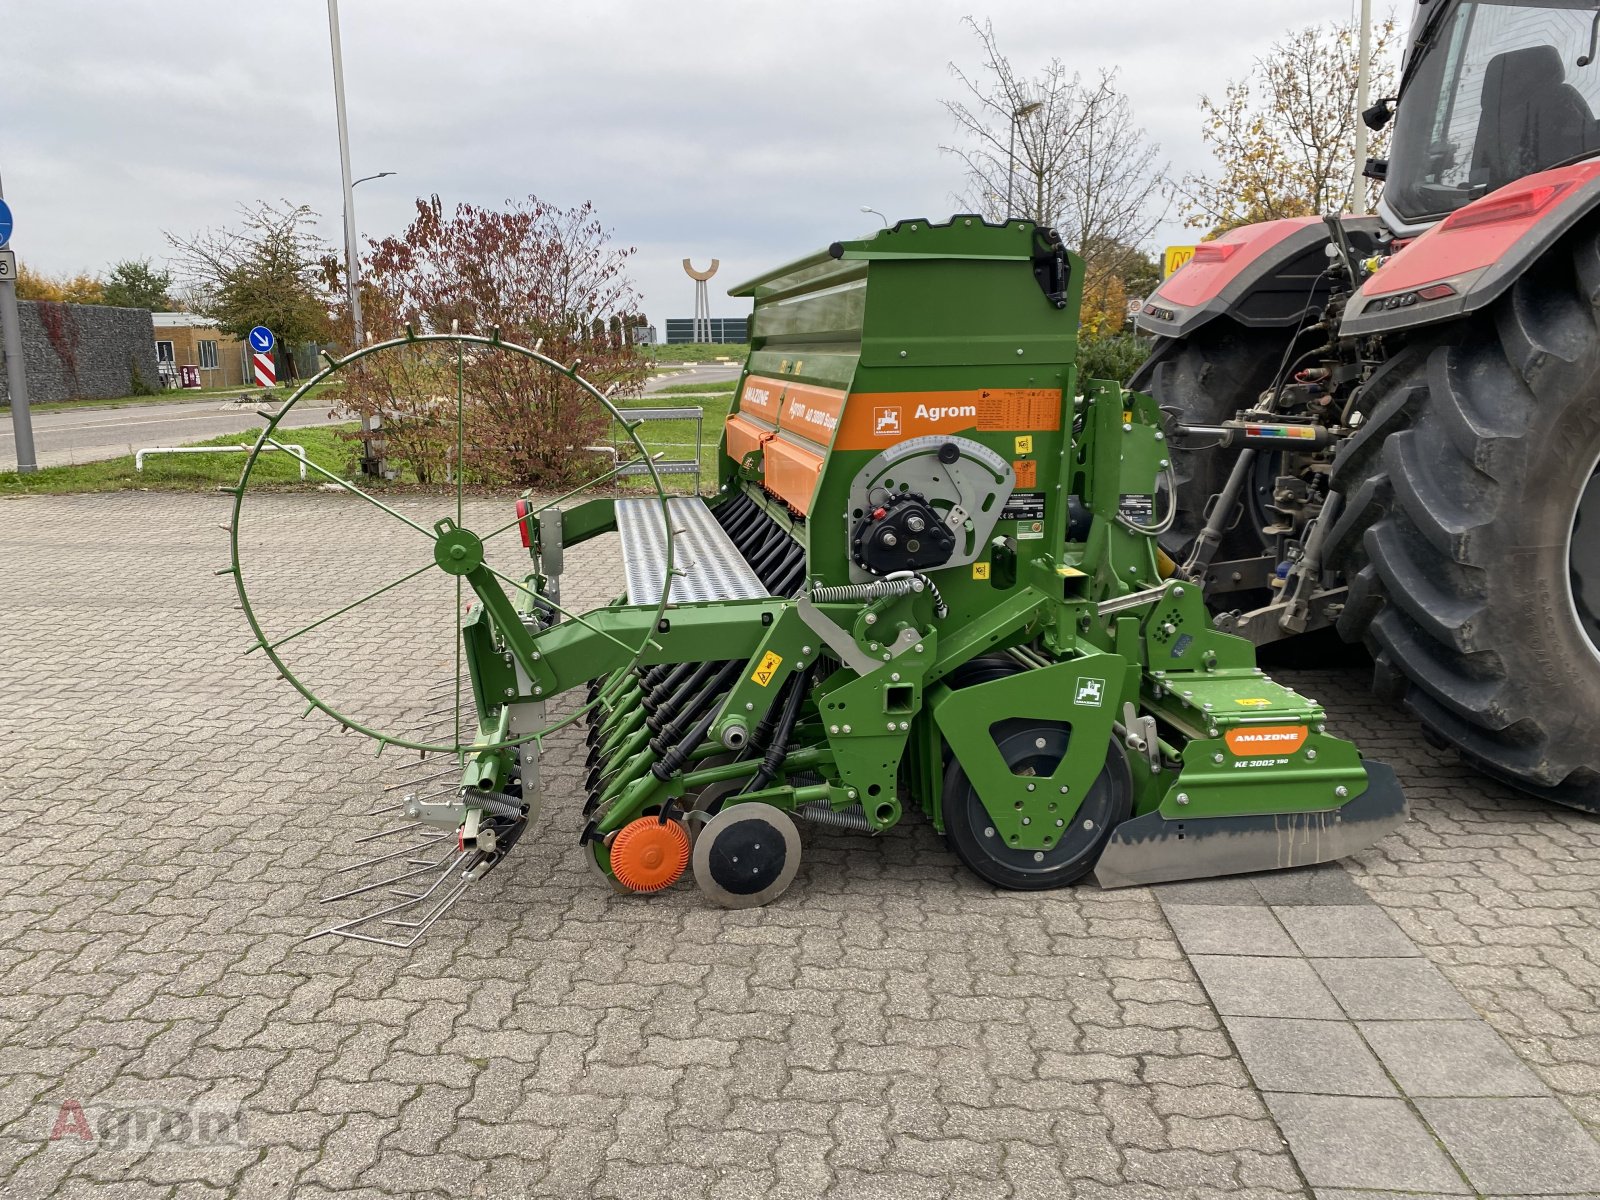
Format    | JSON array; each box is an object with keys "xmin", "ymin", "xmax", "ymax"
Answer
[
  {"xmin": 226, "ymin": 330, "xmax": 674, "ymax": 757},
  {"xmin": 691, "ymin": 803, "xmax": 802, "ymax": 908},
  {"xmin": 943, "ymin": 728, "xmax": 1132, "ymax": 890}
]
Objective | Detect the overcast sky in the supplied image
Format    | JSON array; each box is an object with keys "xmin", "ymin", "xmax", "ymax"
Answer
[{"xmin": 6, "ymin": 0, "xmax": 1360, "ymax": 324}]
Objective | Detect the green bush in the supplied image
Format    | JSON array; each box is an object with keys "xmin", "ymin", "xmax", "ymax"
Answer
[
  {"xmin": 127, "ymin": 356, "xmax": 159, "ymax": 396},
  {"xmin": 1078, "ymin": 333, "xmax": 1153, "ymax": 386}
]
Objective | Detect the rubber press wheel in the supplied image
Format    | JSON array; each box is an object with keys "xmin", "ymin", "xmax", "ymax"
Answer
[
  {"xmin": 943, "ymin": 728, "xmax": 1131, "ymax": 891},
  {"xmin": 691, "ymin": 802, "xmax": 802, "ymax": 908}
]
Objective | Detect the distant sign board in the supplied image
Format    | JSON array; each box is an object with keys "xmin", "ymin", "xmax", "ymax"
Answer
[
  {"xmin": 0, "ymin": 250, "xmax": 14, "ymax": 283},
  {"xmin": 0, "ymin": 198, "xmax": 13, "ymax": 248},
  {"xmin": 1126, "ymin": 296, "xmax": 1146, "ymax": 316},
  {"xmin": 248, "ymin": 325, "xmax": 275, "ymax": 353},
  {"xmin": 1163, "ymin": 245, "xmax": 1197, "ymax": 277}
]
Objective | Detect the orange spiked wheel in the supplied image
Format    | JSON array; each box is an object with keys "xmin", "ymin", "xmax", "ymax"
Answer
[{"xmin": 609, "ymin": 818, "xmax": 691, "ymax": 893}]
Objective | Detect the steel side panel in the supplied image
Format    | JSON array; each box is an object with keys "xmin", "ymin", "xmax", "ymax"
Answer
[
  {"xmin": 931, "ymin": 655, "xmax": 1125, "ymax": 846},
  {"xmin": 1092, "ymin": 760, "xmax": 1407, "ymax": 888}
]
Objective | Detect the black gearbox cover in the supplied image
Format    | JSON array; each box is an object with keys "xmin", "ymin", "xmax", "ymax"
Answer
[{"xmin": 850, "ymin": 492, "xmax": 955, "ymax": 575}]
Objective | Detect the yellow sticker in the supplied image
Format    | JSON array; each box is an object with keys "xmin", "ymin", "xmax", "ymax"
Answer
[
  {"xmin": 972, "ymin": 562, "xmax": 991, "ymax": 580},
  {"xmin": 751, "ymin": 651, "xmax": 784, "ymax": 686},
  {"xmin": 1122, "ymin": 411, "xmax": 1133, "ymax": 424},
  {"xmin": 1014, "ymin": 435, "xmax": 1033, "ymax": 454},
  {"xmin": 1236, "ymin": 698, "xmax": 1272, "ymax": 707}
]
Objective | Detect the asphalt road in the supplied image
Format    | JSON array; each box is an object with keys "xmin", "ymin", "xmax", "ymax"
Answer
[{"xmin": 0, "ymin": 360, "xmax": 743, "ymax": 472}]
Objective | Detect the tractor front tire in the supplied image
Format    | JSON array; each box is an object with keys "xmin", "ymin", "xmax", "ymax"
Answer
[
  {"xmin": 1328, "ymin": 230, "xmax": 1600, "ymax": 812},
  {"xmin": 1132, "ymin": 322, "xmax": 1294, "ymax": 561}
]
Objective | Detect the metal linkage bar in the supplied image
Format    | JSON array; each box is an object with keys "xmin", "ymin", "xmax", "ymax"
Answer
[{"xmin": 136, "ymin": 443, "xmax": 308, "ymax": 479}]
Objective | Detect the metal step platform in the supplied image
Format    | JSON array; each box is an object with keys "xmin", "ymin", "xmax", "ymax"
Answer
[{"xmin": 615, "ymin": 497, "xmax": 770, "ymax": 605}]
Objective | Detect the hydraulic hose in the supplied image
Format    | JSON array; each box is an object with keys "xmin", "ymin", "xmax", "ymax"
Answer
[
  {"xmin": 649, "ymin": 660, "xmax": 742, "ymax": 759},
  {"xmin": 650, "ymin": 660, "xmax": 745, "ymax": 781},
  {"xmin": 725, "ymin": 663, "xmax": 813, "ymax": 804}
]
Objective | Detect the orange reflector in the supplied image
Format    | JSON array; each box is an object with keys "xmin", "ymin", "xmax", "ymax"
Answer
[
  {"xmin": 1224, "ymin": 725, "xmax": 1309, "ymax": 757},
  {"xmin": 608, "ymin": 817, "xmax": 690, "ymax": 893}
]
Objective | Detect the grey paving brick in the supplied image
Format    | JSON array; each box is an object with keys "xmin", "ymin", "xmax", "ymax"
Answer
[
  {"xmin": 1163, "ymin": 905, "xmax": 1298, "ymax": 957},
  {"xmin": 1417, "ymin": 1097, "xmax": 1600, "ymax": 1195},
  {"xmin": 1150, "ymin": 877, "xmax": 1266, "ymax": 907},
  {"xmin": 1274, "ymin": 905, "xmax": 1420, "ymax": 959},
  {"xmin": 1225, "ymin": 1016, "xmax": 1396, "ymax": 1097},
  {"xmin": 1262, "ymin": 1093, "xmax": 1469, "ymax": 1193},
  {"xmin": 6, "ymin": 491, "xmax": 1597, "ymax": 1200},
  {"xmin": 1250, "ymin": 865, "xmax": 1373, "ymax": 907},
  {"xmin": 1358, "ymin": 1020, "xmax": 1546, "ymax": 1098},
  {"xmin": 1311, "ymin": 957, "xmax": 1478, "ymax": 1021},
  {"xmin": 1190, "ymin": 955, "xmax": 1344, "ymax": 1019}
]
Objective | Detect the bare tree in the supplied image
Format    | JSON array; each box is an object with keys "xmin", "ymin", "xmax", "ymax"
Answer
[
  {"xmin": 942, "ymin": 18, "xmax": 1167, "ymax": 332},
  {"xmin": 1178, "ymin": 15, "xmax": 1401, "ymax": 235},
  {"xmin": 165, "ymin": 201, "xmax": 334, "ymax": 371}
]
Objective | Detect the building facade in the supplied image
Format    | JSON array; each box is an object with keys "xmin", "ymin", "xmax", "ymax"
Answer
[{"xmin": 152, "ymin": 313, "xmax": 249, "ymax": 389}]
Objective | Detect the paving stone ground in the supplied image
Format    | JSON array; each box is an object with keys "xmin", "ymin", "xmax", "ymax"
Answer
[{"xmin": 0, "ymin": 491, "xmax": 1596, "ymax": 1200}]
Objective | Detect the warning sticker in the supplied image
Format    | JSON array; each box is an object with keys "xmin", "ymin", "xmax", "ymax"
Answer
[
  {"xmin": 1235, "ymin": 698, "xmax": 1272, "ymax": 708},
  {"xmin": 1014, "ymin": 435, "xmax": 1033, "ymax": 454},
  {"xmin": 751, "ymin": 651, "xmax": 784, "ymax": 687},
  {"xmin": 972, "ymin": 562, "xmax": 991, "ymax": 580},
  {"xmin": 1012, "ymin": 459, "xmax": 1037, "ymax": 488}
]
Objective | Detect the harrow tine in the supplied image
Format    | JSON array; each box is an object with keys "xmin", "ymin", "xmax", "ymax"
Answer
[
  {"xmin": 303, "ymin": 854, "xmax": 474, "ymax": 948},
  {"xmin": 320, "ymin": 850, "xmax": 457, "ymax": 902},
  {"xmin": 354, "ymin": 821, "xmax": 424, "ymax": 844},
  {"xmin": 334, "ymin": 831, "xmax": 454, "ymax": 874},
  {"xmin": 384, "ymin": 765, "xmax": 456, "ymax": 791}
]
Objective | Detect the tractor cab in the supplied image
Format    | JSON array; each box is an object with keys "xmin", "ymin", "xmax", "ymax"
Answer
[{"xmin": 1382, "ymin": 0, "xmax": 1600, "ymax": 232}]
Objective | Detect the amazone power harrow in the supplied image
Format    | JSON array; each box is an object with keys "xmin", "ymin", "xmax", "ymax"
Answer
[{"xmin": 231, "ymin": 217, "xmax": 1406, "ymax": 938}]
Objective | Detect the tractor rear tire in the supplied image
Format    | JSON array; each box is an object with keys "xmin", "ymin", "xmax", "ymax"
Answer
[
  {"xmin": 1132, "ymin": 322, "xmax": 1294, "ymax": 561},
  {"xmin": 1327, "ymin": 230, "xmax": 1600, "ymax": 812}
]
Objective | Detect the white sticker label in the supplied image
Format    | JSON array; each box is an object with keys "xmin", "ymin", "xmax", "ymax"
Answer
[{"xmin": 1074, "ymin": 677, "xmax": 1106, "ymax": 707}]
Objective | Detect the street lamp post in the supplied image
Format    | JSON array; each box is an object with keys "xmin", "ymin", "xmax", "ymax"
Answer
[
  {"xmin": 342, "ymin": 170, "xmax": 395, "ymax": 351},
  {"xmin": 1352, "ymin": 0, "xmax": 1373, "ymax": 211},
  {"xmin": 1005, "ymin": 99, "xmax": 1043, "ymax": 220},
  {"xmin": 327, "ymin": 0, "xmax": 391, "ymax": 475},
  {"xmin": 859, "ymin": 206, "xmax": 889, "ymax": 229}
]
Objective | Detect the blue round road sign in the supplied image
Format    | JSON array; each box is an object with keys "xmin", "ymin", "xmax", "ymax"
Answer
[
  {"xmin": 0, "ymin": 199, "xmax": 13, "ymax": 248},
  {"xmin": 248, "ymin": 326, "xmax": 275, "ymax": 353}
]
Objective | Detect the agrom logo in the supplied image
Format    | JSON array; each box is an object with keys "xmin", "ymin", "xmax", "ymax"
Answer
[
  {"xmin": 1224, "ymin": 725, "xmax": 1309, "ymax": 757},
  {"xmin": 1074, "ymin": 677, "xmax": 1105, "ymax": 707},
  {"xmin": 873, "ymin": 407, "xmax": 902, "ymax": 436}
]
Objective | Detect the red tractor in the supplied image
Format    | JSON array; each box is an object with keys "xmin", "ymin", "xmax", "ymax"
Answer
[{"xmin": 1136, "ymin": 0, "xmax": 1600, "ymax": 812}]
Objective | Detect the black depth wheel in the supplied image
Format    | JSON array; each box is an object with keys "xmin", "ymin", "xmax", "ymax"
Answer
[
  {"xmin": 943, "ymin": 725, "xmax": 1132, "ymax": 891},
  {"xmin": 691, "ymin": 802, "xmax": 802, "ymax": 908}
]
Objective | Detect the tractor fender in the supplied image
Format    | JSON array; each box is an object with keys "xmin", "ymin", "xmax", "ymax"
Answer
[
  {"xmin": 1342, "ymin": 159, "xmax": 1600, "ymax": 338},
  {"xmin": 1136, "ymin": 216, "xmax": 1385, "ymax": 340}
]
